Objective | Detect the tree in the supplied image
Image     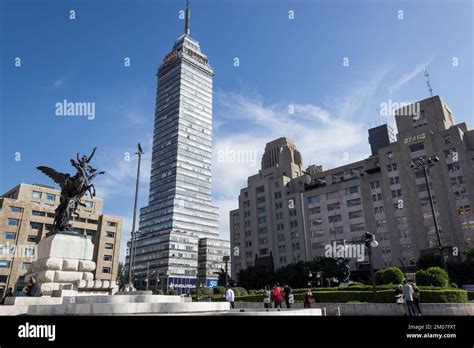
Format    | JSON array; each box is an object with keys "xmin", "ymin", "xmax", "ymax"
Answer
[
  {"xmin": 417, "ymin": 253, "xmax": 444, "ymax": 269},
  {"xmin": 375, "ymin": 267, "xmax": 404, "ymax": 285},
  {"xmin": 116, "ymin": 262, "xmax": 125, "ymax": 287},
  {"xmin": 416, "ymin": 267, "xmax": 449, "ymax": 287}
]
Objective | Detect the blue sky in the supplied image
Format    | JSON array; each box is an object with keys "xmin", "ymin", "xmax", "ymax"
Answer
[{"xmin": 1, "ymin": 0, "xmax": 472, "ymax": 262}]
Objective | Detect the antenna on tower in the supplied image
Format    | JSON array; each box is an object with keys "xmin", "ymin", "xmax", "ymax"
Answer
[
  {"xmin": 423, "ymin": 67, "xmax": 434, "ymax": 97},
  {"xmin": 184, "ymin": 0, "xmax": 190, "ymax": 36}
]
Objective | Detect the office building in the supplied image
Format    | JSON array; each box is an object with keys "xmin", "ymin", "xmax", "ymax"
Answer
[
  {"xmin": 0, "ymin": 183, "xmax": 122, "ymax": 297},
  {"xmin": 231, "ymin": 96, "xmax": 474, "ymax": 279}
]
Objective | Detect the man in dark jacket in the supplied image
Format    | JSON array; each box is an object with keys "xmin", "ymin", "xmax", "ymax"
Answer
[
  {"xmin": 283, "ymin": 284, "xmax": 293, "ymax": 308},
  {"xmin": 26, "ymin": 277, "xmax": 41, "ymax": 297}
]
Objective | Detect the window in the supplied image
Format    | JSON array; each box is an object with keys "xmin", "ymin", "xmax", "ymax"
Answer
[
  {"xmin": 27, "ymin": 235, "xmax": 38, "ymax": 243},
  {"xmin": 0, "ymin": 275, "xmax": 7, "ymax": 282},
  {"xmin": 397, "ymin": 216, "xmax": 408, "ymax": 224},
  {"xmin": 257, "ymin": 217, "xmax": 266, "ymax": 224},
  {"xmin": 326, "ymin": 191, "xmax": 339, "ymax": 200},
  {"xmin": 104, "ymin": 255, "xmax": 113, "ymax": 261},
  {"xmin": 258, "ymin": 227, "xmax": 267, "ymax": 234},
  {"xmin": 106, "ymin": 221, "xmax": 117, "ymax": 227},
  {"xmin": 308, "ymin": 207, "xmax": 320, "ymax": 215},
  {"xmin": 329, "ymin": 226, "xmax": 344, "ymax": 235},
  {"xmin": 259, "ymin": 237, "xmax": 268, "ymax": 245},
  {"xmin": 32, "ymin": 191, "xmax": 42, "ymax": 199},
  {"xmin": 376, "ymin": 219, "xmax": 387, "ymax": 229},
  {"xmin": 257, "ymin": 207, "xmax": 265, "ymax": 214},
  {"xmin": 83, "ymin": 201, "xmax": 93, "ymax": 208},
  {"xmin": 349, "ymin": 210, "xmax": 363, "ymax": 219},
  {"xmin": 374, "ymin": 206, "xmax": 384, "ymax": 215},
  {"xmin": 0, "ymin": 260, "xmax": 11, "ymax": 268},
  {"xmin": 447, "ymin": 162, "xmax": 460, "ymax": 172},
  {"xmin": 387, "ymin": 163, "xmax": 398, "ymax": 172},
  {"xmin": 391, "ymin": 189, "xmax": 402, "ymax": 198},
  {"xmin": 255, "ymin": 186, "xmax": 265, "ymax": 194},
  {"xmin": 46, "ymin": 193, "xmax": 56, "ymax": 200},
  {"xmin": 328, "ymin": 214, "xmax": 342, "ymax": 223},
  {"xmin": 290, "ymin": 220, "xmax": 298, "ymax": 228},
  {"xmin": 327, "ymin": 202, "xmax": 340, "ymax": 211},
  {"xmin": 30, "ymin": 222, "xmax": 41, "ymax": 230},
  {"xmin": 105, "ymin": 243, "xmax": 114, "ymax": 250},
  {"xmin": 372, "ymin": 193, "xmax": 382, "ymax": 202},
  {"xmin": 5, "ymin": 232, "xmax": 16, "ymax": 240},
  {"xmin": 443, "ymin": 135, "xmax": 451, "ymax": 144},
  {"xmin": 389, "ymin": 176, "xmax": 400, "ymax": 185},
  {"xmin": 243, "ymin": 200, "xmax": 250, "ymax": 208},
  {"xmin": 7, "ymin": 219, "xmax": 19, "ymax": 226},
  {"xmin": 370, "ymin": 181, "xmax": 380, "ymax": 189},
  {"xmin": 21, "ymin": 262, "xmax": 31, "ymax": 270},
  {"xmin": 106, "ymin": 232, "xmax": 115, "ymax": 238},
  {"xmin": 458, "ymin": 205, "xmax": 471, "ymax": 215},
  {"xmin": 312, "ymin": 242, "xmax": 324, "ymax": 250},
  {"xmin": 9, "ymin": 206, "xmax": 22, "ymax": 213},
  {"xmin": 310, "ymin": 218, "xmax": 323, "ymax": 226},
  {"xmin": 307, "ymin": 196, "xmax": 320, "ymax": 204},
  {"xmin": 257, "ymin": 197, "xmax": 265, "ymax": 204},
  {"xmin": 409, "ymin": 143, "xmax": 425, "ymax": 152},
  {"xmin": 350, "ymin": 223, "xmax": 365, "ymax": 232},
  {"xmin": 102, "ymin": 267, "xmax": 111, "ymax": 274},
  {"xmin": 311, "ymin": 230, "xmax": 324, "ymax": 238},
  {"xmin": 346, "ymin": 186, "xmax": 359, "ymax": 195},
  {"xmin": 32, "ymin": 210, "xmax": 45, "ymax": 217},
  {"xmin": 347, "ymin": 198, "xmax": 361, "ymax": 207}
]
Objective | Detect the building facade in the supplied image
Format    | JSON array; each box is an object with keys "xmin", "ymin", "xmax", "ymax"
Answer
[
  {"xmin": 127, "ymin": 2, "xmax": 228, "ymax": 291},
  {"xmin": 231, "ymin": 96, "xmax": 474, "ymax": 279},
  {"xmin": 0, "ymin": 183, "xmax": 122, "ymax": 297},
  {"xmin": 198, "ymin": 238, "xmax": 231, "ymax": 287}
]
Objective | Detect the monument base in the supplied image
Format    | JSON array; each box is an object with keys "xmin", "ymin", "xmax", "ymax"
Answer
[{"xmin": 26, "ymin": 233, "xmax": 117, "ymax": 296}]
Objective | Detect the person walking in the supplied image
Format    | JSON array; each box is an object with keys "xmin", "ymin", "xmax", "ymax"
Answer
[
  {"xmin": 272, "ymin": 283, "xmax": 284, "ymax": 309},
  {"xmin": 283, "ymin": 283, "xmax": 293, "ymax": 308},
  {"xmin": 410, "ymin": 281, "xmax": 422, "ymax": 316},
  {"xmin": 263, "ymin": 285, "xmax": 272, "ymax": 309},
  {"xmin": 304, "ymin": 288, "xmax": 313, "ymax": 308},
  {"xmin": 402, "ymin": 279, "xmax": 416, "ymax": 316},
  {"xmin": 225, "ymin": 286, "xmax": 235, "ymax": 309}
]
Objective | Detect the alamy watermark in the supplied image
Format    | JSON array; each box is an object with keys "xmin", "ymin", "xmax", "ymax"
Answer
[
  {"xmin": 55, "ymin": 99, "xmax": 95, "ymax": 120},
  {"xmin": 324, "ymin": 241, "xmax": 365, "ymax": 262},
  {"xmin": 0, "ymin": 242, "xmax": 37, "ymax": 261},
  {"xmin": 217, "ymin": 147, "xmax": 258, "ymax": 167},
  {"xmin": 379, "ymin": 99, "xmax": 420, "ymax": 118}
]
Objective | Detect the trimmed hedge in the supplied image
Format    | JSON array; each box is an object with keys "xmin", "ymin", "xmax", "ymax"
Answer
[
  {"xmin": 467, "ymin": 291, "xmax": 474, "ymax": 302},
  {"xmin": 231, "ymin": 289, "xmax": 468, "ymax": 303},
  {"xmin": 416, "ymin": 267, "xmax": 449, "ymax": 288}
]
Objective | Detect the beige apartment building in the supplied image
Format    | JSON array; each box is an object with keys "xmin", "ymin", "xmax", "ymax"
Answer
[
  {"xmin": 230, "ymin": 96, "xmax": 474, "ymax": 279},
  {"xmin": 0, "ymin": 183, "xmax": 122, "ymax": 297}
]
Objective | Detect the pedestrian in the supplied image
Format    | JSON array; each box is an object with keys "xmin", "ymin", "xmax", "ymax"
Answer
[
  {"xmin": 1, "ymin": 287, "xmax": 13, "ymax": 305},
  {"xmin": 283, "ymin": 283, "xmax": 293, "ymax": 308},
  {"xmin": 272, "ymin": 283, "xmax": 284, "ymax": 309},
  {"xmin": 263, "ymin": 285, "xmax": 272, "ymax": 309},
  {"xmin": 25, "ymin": 277, "xmax": 41, "ymax": 297},
  {"xmin": 304, "ymin": 288, "xmax": 313, "ymax": 308},
  {"xmin": 225, "ymin": 286, "xmax": 235, "ymax": 309},
  {"xmin": 402, "ymin": 279, "xmax": 416, "ymax": 316},
  {"xmin": 410, "ymin": 281, "xmax": 422, "ymax": 316},
  {"xmin": 395, "ymin": 284, "xmax": 406, "ymax": 315}
]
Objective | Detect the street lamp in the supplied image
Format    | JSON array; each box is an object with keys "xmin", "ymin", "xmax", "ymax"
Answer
[
  {"xmin": 409, "ymin": 155, "xmax": 448, "ymax": 273},
  {"xmin": 126, "ymin": 143, "xmax": 144, "ymax": 291},
  {"xmin": 364, "ymin": 232, "xmax": 379, "ymax": 301}
]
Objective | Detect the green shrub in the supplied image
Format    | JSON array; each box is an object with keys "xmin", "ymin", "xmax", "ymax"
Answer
[
  {"xmin": 200, "ymin": 287, "xmax": 214, "ymax": 296},
  {"xmin": 416, "ymin": 267, "xmax": 449, "ymax": 288},
  {"xmin": 232, "ymin": 287, "xmax": 248, "ymax": 297},
  {"xmin": 248, "ymin": 290, "xmax": 256, "ymax": 295},
  {"xmin": 466, "ymin": 291, "xmax": 474, "ymax": 302},
  {"xmin": 213, "ymin": 286, "xmax": 226, "ymax": 295},
  {"xmin": 153, "ymin": 289, "xmax": 164, "ymax": 295},
  {"xmin": 168, "ymin": 290, "xmax": 179, "ymax": 295},
  {"xmin": 420, "ymin": 290, "xmax": 467, "ymax": 303},
  {"xmin": 375, "ymin": 267, "xmax": 404, "ymax": 285}
]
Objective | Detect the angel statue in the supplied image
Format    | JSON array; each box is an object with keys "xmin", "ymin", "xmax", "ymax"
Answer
[{"xmin": 37, "ymin": 147, "xmax": 105, "ymax": 234}]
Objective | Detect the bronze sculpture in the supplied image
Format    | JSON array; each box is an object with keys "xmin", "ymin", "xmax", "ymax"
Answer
[{"xmin": 37, "ymin": 147, "xmax": 105, "ymax": 234}]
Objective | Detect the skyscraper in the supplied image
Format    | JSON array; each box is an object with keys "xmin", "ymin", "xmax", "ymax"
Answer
[{"xmin": 127, "ymin": 1, "xmax": 222, "ymax": 291}]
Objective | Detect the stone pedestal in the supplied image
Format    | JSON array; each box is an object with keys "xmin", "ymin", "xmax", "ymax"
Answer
[{"xmin": 26, "ymin": 233, "xmax": 115, "ymax": 296}]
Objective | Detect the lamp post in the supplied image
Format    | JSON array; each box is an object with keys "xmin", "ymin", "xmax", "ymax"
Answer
[
  {"xmin": 409, "ymin": 155, "xmax": 448, "ymax": 273},
  {"xmin": 364, "ymin": 232, "xmax": 379, "ymax": 301},
  {"xmin": 127, "ymin": 143, "xmax": 144, "ymax": 291},
  {"xmin": 223, "ymin": 255, "xmax": 230, "ymax": 287}
]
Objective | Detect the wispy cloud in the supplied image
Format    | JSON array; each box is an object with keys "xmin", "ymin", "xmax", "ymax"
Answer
[{"xmin": 388, "ymin": 59, "xmax": 433, "ymax": 98}]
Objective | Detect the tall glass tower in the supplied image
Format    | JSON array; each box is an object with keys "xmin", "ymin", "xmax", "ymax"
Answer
[{"xmin": 130, "ymin": 1, "xmax": 220, "ymax": 288}]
